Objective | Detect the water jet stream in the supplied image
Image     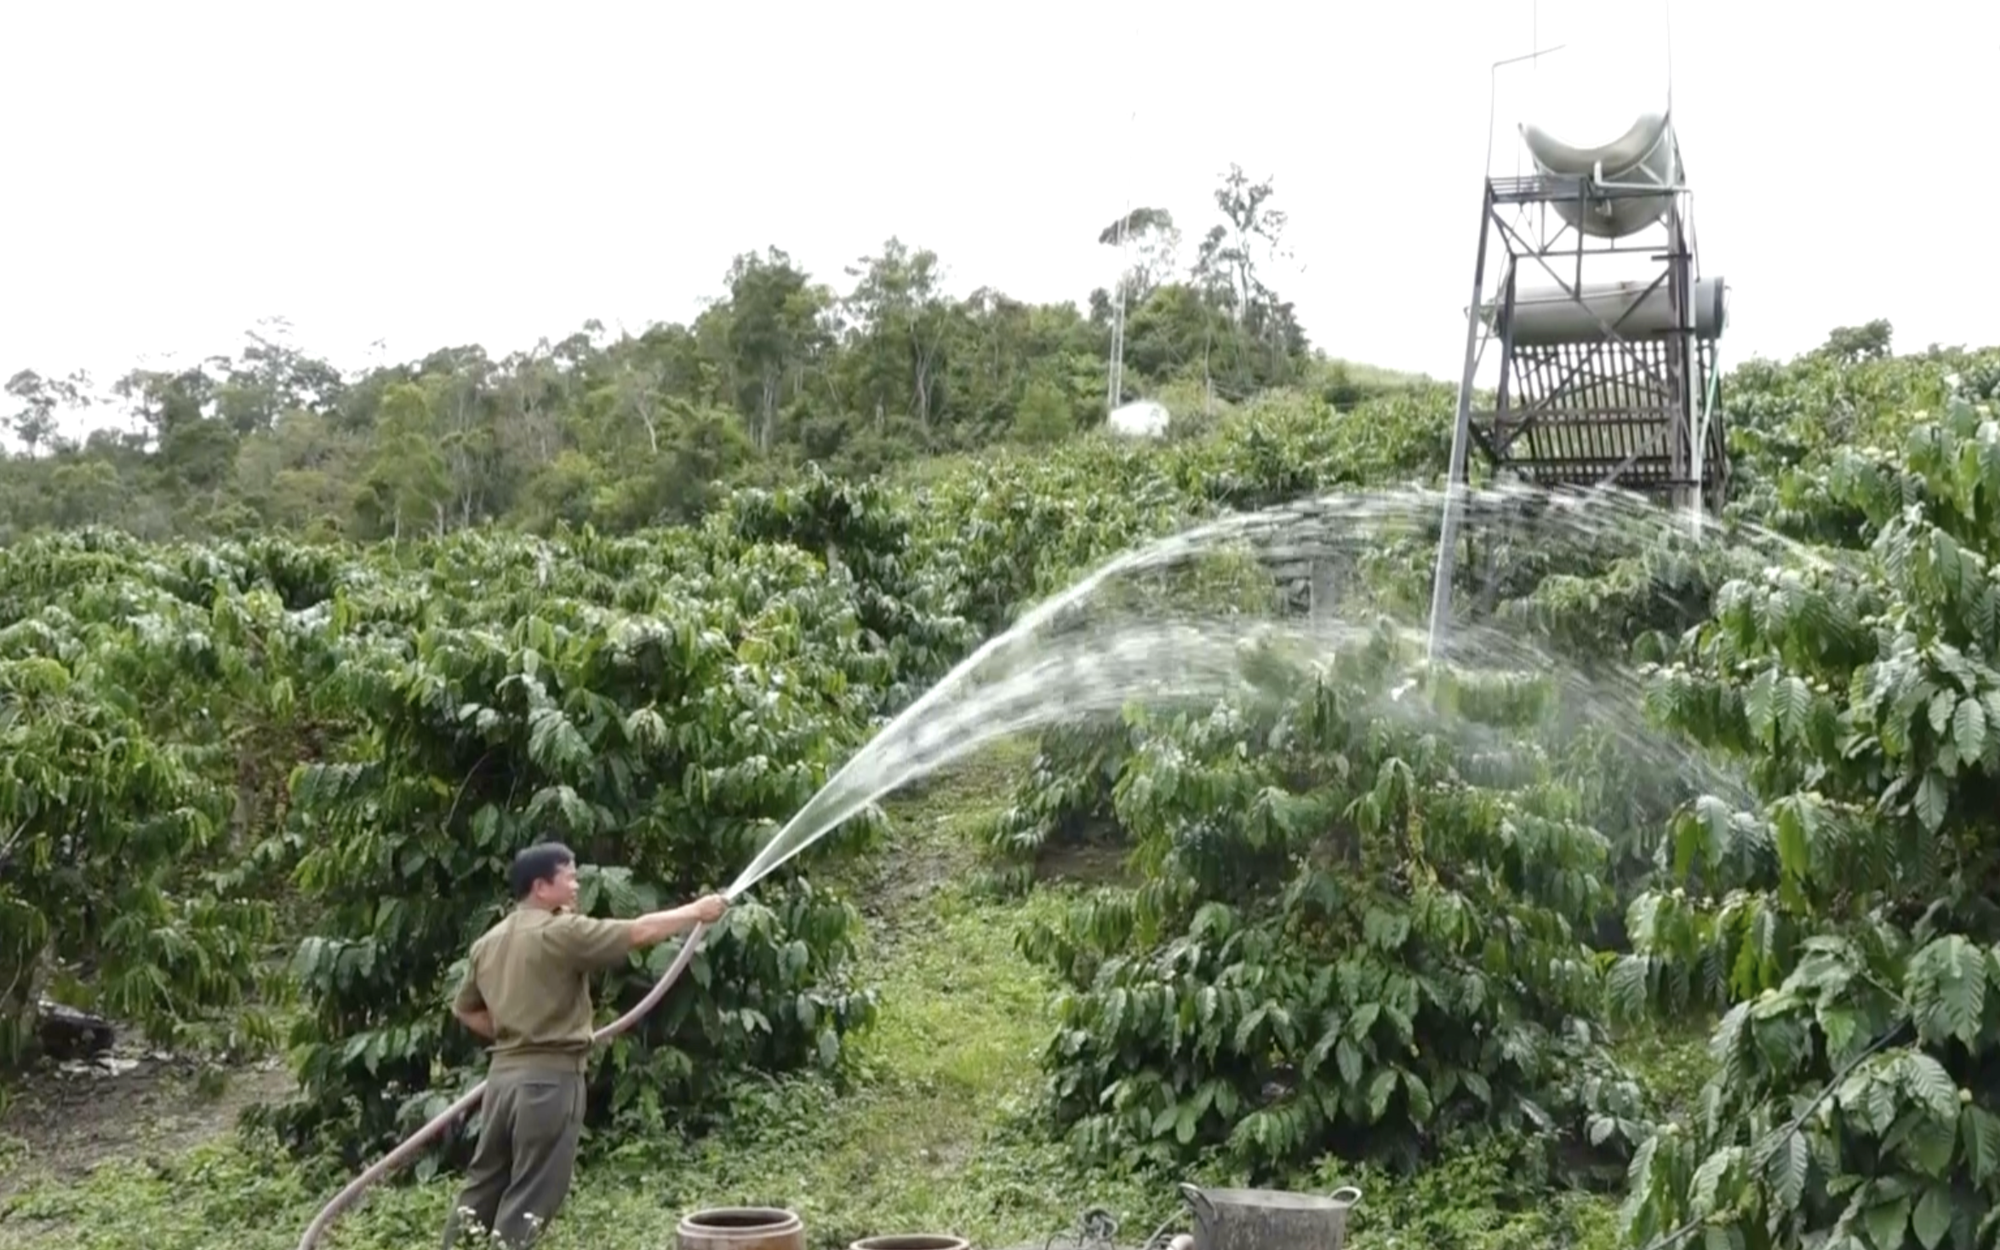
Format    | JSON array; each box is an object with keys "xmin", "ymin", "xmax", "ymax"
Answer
[{"xmin": 296, "ymin": 481, "xmax": 1794, "ymax": 1248}]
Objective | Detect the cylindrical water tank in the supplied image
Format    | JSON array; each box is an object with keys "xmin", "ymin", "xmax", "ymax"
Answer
[{"xmin": 1486, "ymin": 275, "xmax": 1728, "ymax": 346}]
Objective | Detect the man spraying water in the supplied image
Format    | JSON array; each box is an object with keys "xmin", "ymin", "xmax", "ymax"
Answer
[
  {"xmin": 440, "ymin": 841, "xmax": 730, "ymax": 1248},
  {"xmin": 301, "ymin": 520, "xmax": 1286, "ymax": 1250}
]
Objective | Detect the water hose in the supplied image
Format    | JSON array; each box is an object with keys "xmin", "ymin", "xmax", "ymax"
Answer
[{"xmin": 294, "ymin": 916, "xmax": 714, "ymax": 1250}]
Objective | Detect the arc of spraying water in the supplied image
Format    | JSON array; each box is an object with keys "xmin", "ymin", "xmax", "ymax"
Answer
[
  {"xmin": 296, "ymin": 492, "xmax": 1529, "ymax": 1249},
  {"xmin": 293, "ymin": 523, "xmax": 1254, "ymax": 1250}
]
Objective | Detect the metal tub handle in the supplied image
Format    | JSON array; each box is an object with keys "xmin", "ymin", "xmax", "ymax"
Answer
[{"xmin": 1177, "ymin": 1183, "xmax": 1216, "ymax": 1225}]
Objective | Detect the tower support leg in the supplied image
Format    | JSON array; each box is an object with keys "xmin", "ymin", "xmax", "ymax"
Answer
[{"xmin": 1425, "ymin": 187, "xmax": 1495, "ymax": 663}]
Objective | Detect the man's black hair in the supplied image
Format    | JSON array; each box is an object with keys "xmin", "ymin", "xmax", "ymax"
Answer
[{"xmin": 509, "ymin": 841, "xmax": 576, "ymax": 900}]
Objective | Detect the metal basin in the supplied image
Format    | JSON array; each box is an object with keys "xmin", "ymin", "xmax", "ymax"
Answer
[{"xmin": 1179, "ymin": 1183, "xmax": 1362, "ymax": 1250}]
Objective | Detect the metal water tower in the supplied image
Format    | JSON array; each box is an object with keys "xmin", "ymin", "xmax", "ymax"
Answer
[{"xmin": 1426, "ymin": 71, "xmax": 1730, "ymax": 654}]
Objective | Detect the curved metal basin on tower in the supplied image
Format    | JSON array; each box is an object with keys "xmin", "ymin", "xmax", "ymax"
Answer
[{"xmin": 1520, "ymin": 112, "xmax": 1678, "ymax": 239}]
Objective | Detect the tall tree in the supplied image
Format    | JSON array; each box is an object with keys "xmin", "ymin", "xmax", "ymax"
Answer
[
  {"xmin": 1097, "ymin": 206, "xmax": 1181, "ymax": 306},
  {"xmin": 1191, "ymin": 165, "xmax": 1308, "ymax": 398},
  {"xmin": 3, "ymin": 369, "xmax": 91, "ymax": 457},
  {"xmin": 718, "ymin": 248, "xmax": 832, "ymax": 452},
  {"xmin": 356, "ymin": 380, "xmax": 451, "ymax": 540},
  {"xmin": 842, "ymin": 239, "xmax": 953, "ymax": 436}
]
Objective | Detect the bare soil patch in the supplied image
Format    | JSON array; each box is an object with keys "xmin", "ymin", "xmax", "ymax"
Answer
[{"xmin": 0, "ymin": 1048, "xmax": 294, "ymax": 1201}]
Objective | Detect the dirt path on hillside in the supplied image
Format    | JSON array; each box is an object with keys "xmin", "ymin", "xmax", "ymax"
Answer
[
  {"xmin": 838, "ymin": 745, "xmax": 1032, "ymax": 936},
  {"xmin": 0, "ymin": 1048, "xmax": 295, "ymax": 1202}
]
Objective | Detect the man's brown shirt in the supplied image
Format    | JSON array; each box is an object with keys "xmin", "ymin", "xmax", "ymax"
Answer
[{"xmin": 453, "ymin": 908, "xmax": 635, "ymax": 1074}]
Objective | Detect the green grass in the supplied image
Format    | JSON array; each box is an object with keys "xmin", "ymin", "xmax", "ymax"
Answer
[
  {"xmin": 1615, "ymin": 1016, "xmax": 1718, "ymax": 1122},
  {"xmin": 0, "ymin": 739, "xmax": 1714, "ymax": 1250}
]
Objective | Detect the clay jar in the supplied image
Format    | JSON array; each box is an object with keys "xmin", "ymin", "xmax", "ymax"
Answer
[{"xmin": 676, "ymin": 1207, "xmax": 807, "ymax": 1250}]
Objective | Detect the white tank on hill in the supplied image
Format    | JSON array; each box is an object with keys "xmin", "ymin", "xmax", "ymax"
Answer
[{"xmin": 1106, "ymin": 399, "xmax": 1169, "ymax": 439}]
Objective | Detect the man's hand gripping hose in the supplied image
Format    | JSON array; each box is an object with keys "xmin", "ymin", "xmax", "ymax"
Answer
[{"xmin": 294, "ymin": 898, "xmax": 728, "ymax": 1250}]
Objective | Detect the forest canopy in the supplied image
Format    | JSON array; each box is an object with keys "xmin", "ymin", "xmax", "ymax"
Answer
[{"xmin": 0, "ymin": 166, "xmax": 1427, "ymax": 546}]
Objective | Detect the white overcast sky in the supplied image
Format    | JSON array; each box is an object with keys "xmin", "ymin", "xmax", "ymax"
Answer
[{"xmin": 2, "ymin": 1, "xmax": 1995, "ymax": 437}]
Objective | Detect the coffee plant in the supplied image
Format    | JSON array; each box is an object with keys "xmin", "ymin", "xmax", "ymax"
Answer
[
  {"xmin": 909, "ymin": 387, "xmax": 1454, "ymax": 632},
  {"xmin": 1015, "ymin": 620, "xmax": 1656, "ymax": 1175},
  {"xmin": 1616, "ymin": 391, "xmax": 2000, "ymax": 1250},
  {"xmin": 0, "ymin": 531, "xmax": 312, "ymax": 1062},
  {"xmin": 259, "ymin": 520, "xmax": 964, "ymax": 1166},
  {"xmin": 718, "ymin": 465, "xmax": 974, "ymax": 709}
]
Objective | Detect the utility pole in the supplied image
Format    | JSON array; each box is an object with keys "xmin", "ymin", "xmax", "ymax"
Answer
[{"xmin": 1106, "ymin": 207, "xmax": 1129, "ymax": 416}]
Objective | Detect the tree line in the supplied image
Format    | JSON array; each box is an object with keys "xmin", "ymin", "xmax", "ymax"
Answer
[{"xmin": 0, "ymin": 166, "xmax": 1428, "ymax": 547}]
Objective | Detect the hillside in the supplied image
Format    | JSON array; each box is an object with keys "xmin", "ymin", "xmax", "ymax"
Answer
[{"xmin": 8, "ymin": 295, "xmax": 2000, "ymax": 1250}]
